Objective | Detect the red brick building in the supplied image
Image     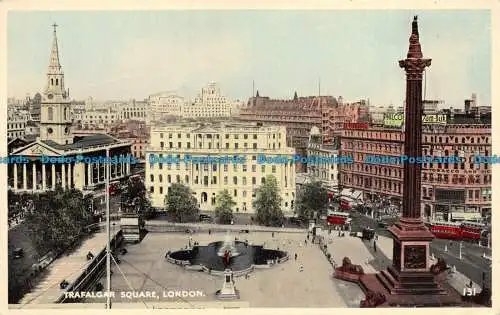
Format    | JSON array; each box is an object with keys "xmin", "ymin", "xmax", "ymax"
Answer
[
  {"xmin": 340, "ymin": 112, "xmax": 491, "ymax": 221},
  {"xmin": 238, "ymin": 92, "xmax": 367, "ymax": 155}
]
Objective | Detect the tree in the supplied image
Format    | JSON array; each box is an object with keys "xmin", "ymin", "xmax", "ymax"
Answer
[
  {"xmin": 296, "ymin": 181, "xmax": 329, "ymax": 220},
  {"xmin": 164, "ymin": 183, "xmax": 199, "ymax": 223},
  {"xmin": 24, "ymin": 187, "xmax": 93, "ymax": 254},
  {"xmin": 121, "ymin": 177, "xmax": 152, "ymax": 217},
  {"xmin": 215, "ymin": 189, "xmax": 236, "ymax": 224},
  {"xmin": 253, "ymin": 175, "xmax": 284, "ymax": 226}
]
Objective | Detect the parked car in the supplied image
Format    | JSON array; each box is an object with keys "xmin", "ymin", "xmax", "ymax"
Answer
[
  {"xmin": 199, "ymin": 214, "xmax": 212, "ymax": 222},
  {"xmin": 13, "ymin": 248, "xmax": 24, "ymax": 259}
]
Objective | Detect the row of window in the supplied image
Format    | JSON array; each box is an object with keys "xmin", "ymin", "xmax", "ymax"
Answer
[
  {"xmin": 150, "ymin": 174, "xmax": 289, "ymax": 187},
  {"xmin": 159, "ymin": 133, "xmax": 278, "ymax": 140},
  {"xmin": 345, "ymin": 176, "xmax": 491, "ymax": 202},
  {"xmin": 159, "ymin": 141, "xmax": 281, "ymax": 150},
  {"xmin": 151, "ymin": 161, "xmax": 291, "ymax": 172},
  {"xmin": 342, "ymin": 133, "xmax": 490, "ymax": 145},
  {"xmin": 8, "ymin": 123, "xmax": 26, "ymax": 129}
]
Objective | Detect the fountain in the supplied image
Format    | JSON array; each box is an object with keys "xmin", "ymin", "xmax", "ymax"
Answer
[
  {"xmin": 217, "ymin": 231, "xmax": 239, "ymax": 258},
  {"xmin": 166, "ymin": 232, "xmax": 288, "ymax": 272}
]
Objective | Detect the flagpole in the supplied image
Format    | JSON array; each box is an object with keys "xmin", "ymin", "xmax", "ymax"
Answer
[{"xmin": 105, "ymin": 148, "xmax": 111, "ymax": 309}]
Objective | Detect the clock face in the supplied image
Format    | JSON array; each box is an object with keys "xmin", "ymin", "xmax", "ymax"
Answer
[{"xmin": 47, "ymin": 94, "xmax": 54, "ymax": 100}]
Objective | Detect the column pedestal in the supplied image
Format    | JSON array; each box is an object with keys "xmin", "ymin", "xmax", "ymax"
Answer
[{"xmin": 216, "ymin": 269, "xmax": 240, "ymax": 300}]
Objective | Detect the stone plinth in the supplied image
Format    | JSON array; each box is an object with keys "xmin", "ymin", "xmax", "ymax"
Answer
[
  {"xmin": 215, "ymin": 269, "xmax": 240, "ymax": 300},
  {"xmin": 120, "ymin": 213, "xmax": 140, "ymax": 243}
]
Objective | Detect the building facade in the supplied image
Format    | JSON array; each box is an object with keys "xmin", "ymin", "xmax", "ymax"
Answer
[
  {"xmin": 182, "ymin": 82, "xmax": 242, "ymax": 118},
  {"xmin": 148, "ymin": 91, "xmax": 185, "ymax": 121},
  {"xmin": 7, "ymin": 115, "xmax": 27, "ymax": 139},
  {"xmin": 306, "ymin": 127, "xmax": 339, "ymax": 192},
  {"xmin": 146, "ymin": 122, "xmax": 296, "ymax": 215},
  {"xmin": 9, "ymin": 24, "xmax": 133, "ymax": 200},
  {"xmin": 339, "ymin": 113, "xmax": 491, "ymax": 221},
  {"xmin": 239, "ymin": 92, "xmax": 367, "ymax": 155}
]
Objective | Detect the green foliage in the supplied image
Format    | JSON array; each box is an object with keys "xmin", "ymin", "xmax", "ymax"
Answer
[
  {"xmin": 215, "ymin": 189, "xmax": 236, "ymax": 224},
  {"xmin": 121, "ymin": 178, "xmax": 151, "ymax": 215},
  {"xmin": 296, "ymin": 181, "xmax": 329, "ymax": 220},
  {"xmin": 253, "ymin": 175, "xmax": 284, "ymax": 226},
  {"xmin": 23, "ymin": 187, "xmax": 93, "ymax": 254},
  {"xmin": 164, "ymin": 183, "xmax": 199, "ymax": 223}
]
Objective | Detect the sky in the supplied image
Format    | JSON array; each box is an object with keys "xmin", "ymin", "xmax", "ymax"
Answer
[{"xmin": 7, "ymin": 10, "xmax": 491, "ymax": 107}]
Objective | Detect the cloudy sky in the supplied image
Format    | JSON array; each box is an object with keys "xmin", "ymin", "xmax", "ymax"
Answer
[{"xmin": 7, "ymin": 10, "xmax": 490, "ymax": 107}]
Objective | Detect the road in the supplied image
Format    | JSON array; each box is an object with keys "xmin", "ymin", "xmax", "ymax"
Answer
[
  {"xmin": 350, "ymin": 212, "xmax": 492, "ymax": 289},
  {"xmin": 8, "ymin": 192, "xmax": 122, "ymax": 304}
]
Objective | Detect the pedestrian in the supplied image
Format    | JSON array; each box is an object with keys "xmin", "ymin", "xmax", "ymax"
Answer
[
  {"xmin": 272, "ymin": 232, "xmax": 275, "ymax": 238},
  {"xmin": 295, "ymin": 253, "xmax": 298, "ymax": 261},
  {"xmin": 305, "ymin": 239, "xmax": 308, "ymax": 245},
  {"xmin": 208, "ymin": 229, "xmax": 211, "ymax": 235},
  {"xmin": 307, "ymin": 234, "xmax": 310, "ymax": 240},
  {"xmin": 374, "ymin": 241, "xmax": 377, "ymax": 252},
  {"xmin": 299, "ymin": 264, "xmax": 304, "ymax": 272}
]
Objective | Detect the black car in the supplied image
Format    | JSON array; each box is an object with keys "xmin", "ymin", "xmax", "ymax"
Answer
[
  {"xmin": 199, "ymin": 214, "xmax": 212, "ymax": 222},
  {"xmin": 13, "ymin": 248, "xmax": 24, "ymax": 259},
  {"xmin": 362, "ymin": 228, "xmax": 375, "ymax": 240}
]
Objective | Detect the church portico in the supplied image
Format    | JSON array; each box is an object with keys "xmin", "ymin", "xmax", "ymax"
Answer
[
  {"xmin": 9, "ymin": 142, "xmax": 133, "ymax": 194},
  {"xmin": 7, "ymin": 24, "xmax": 133, "ymax": 196}
]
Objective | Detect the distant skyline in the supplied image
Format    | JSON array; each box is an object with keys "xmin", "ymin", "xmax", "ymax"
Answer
[{"xmin": 8, "ymin": 10, "xmax": 491, "ymax": 107}]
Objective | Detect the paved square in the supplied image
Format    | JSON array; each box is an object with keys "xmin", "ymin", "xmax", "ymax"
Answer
[{"xmin": 104, "ymin": 231, "xmax": 368, "ymax": 307}]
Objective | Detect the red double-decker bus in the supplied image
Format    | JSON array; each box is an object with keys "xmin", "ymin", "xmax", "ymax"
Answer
[
  {"xmin": 429, "ymin": 221, "xmax": 462, "ymax": 239},
  {"xmin": 109, "ymin": 181, "xmax": 120, "ymax": 195},
  {"xmin": 326, "ymin": 210, "xmax": 352, "ymax": 225},
  {"xmin": 460, "ymin": 221, "xmax": 485, "ymax": 240}
]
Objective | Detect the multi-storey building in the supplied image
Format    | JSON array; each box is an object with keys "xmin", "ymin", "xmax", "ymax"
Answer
[
  {"xmin": 120, "ymin": 99, "xmax": 147, "ymax": 121},
  {"xmin": 146, "ymin": 121, "xmax": 296, "ymax": 215},
  {"xmin": 340, "ymin": 111, "xmax": 491, "ymax": 221},
  {"xmin": 148, "ymin": 91, "xmax": 185, "ymax": 121},
  {"xmin": 182, "ymin": 82, "xmax": 242, "ymax": 118},
  {"xmin": 322, "ymin": 99, "xmax": 367, "ymax": 143},
  {"xmin": 80, "ymin": 99, "xmax": 147, "ymax": 128},
  {"xmin": 239, "ymin": 92, "xmax": 367, "ymax": 156},
  {"xmin": 81, "ymin": 107, "xmax": 120, "ymax": 128},
  {"xmin": 7, "ymin": 113, "xmax": 28, "ymax": 139},
  {"xmin": 306, "ymin": 126, "xmax": 339, "ymax": 192}
]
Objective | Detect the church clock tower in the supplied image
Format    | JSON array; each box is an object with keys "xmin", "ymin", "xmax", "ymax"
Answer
[{"xmin": 40, "ymin": 23, "xmax": 73, "ymax": 145}]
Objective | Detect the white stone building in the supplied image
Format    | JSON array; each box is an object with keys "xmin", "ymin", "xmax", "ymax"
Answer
[
  {"xmin": 148, "ymin": 91, "xmax": 184, "ymax": 122},
  {"xmin": 182, "ymin": 82, "xmax": 242, "ymax": 118},
  {"xmin": 146, "ymin": 121, "xmax": 296, "ymax": 215}
]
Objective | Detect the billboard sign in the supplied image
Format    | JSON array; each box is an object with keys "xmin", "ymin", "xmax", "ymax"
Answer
[{"xmin": 383, "ymin": 113, "xmax": 447, "ymax": 127}]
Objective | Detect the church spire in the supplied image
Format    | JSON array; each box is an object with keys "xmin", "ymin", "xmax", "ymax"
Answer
[{"xmin": 48, "ymin": 23, "xmax": 62, "ymax": 73}]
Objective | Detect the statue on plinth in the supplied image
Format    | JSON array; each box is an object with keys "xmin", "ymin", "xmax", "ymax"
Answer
[{"xmin": 215, "ymin": 269, "xmax": 239, "ymax": 300}]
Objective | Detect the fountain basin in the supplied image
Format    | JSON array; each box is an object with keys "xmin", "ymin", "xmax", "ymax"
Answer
[{"xmin": 167, "ymin": 241, "xmax": 287, "ymax": 272}]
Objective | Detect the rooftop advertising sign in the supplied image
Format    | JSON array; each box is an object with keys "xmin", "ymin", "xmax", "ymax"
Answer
[{"xmin": 383, "ymin": 113, "xmax": 447, "ymax": 127}]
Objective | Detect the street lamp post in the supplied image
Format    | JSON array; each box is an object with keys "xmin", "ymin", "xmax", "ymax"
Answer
[{"xmin": 105, "ymin": 148, "xmax": 111, "ymax": 309}]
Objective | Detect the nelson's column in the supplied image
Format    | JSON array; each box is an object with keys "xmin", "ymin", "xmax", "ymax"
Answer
[{"xmin": 359, "ymin": 16, "xmax": 463, "ymax": 307}]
